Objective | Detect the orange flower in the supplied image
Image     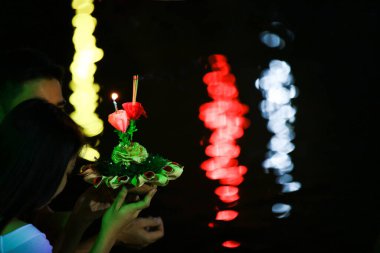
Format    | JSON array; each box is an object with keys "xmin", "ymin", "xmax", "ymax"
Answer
[
  {"xmin": 108, "ymin": 110, "xmax": 129, "ymax": 132},
  {"xmin": 122, "ymin": 102, "xmax": 147, "ymax": 120}
]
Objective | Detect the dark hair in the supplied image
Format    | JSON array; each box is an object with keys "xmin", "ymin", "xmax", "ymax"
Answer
[
  {"xmin": 0, "ymin": 98, "xmax": 83, "ymax": 229},
  {"xmin": 0, "ymin": 48, "xmax": 64, "ymax": 112}
]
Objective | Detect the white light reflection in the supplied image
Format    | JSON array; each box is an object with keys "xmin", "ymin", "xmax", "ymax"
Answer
[
  {"xmin": 272, "ymin": 203, "xmax": 291, "ymax": 218},
  {"xmin": 255, "ymin": 59, "xmax": 301, "ymax": 218},
  {"xmin": 259, "ymin": 31, "xmax": 283, "ymax": 48}
]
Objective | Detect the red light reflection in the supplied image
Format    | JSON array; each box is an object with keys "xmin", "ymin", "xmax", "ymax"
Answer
[
  {"xmin": 220, "ymin": 176, "xmax": 245, "ymax": 186},
  {"xmin": 199, "ymin": 54, "xmax": 250, "ymax": 243},
  {"xmin": 216, "ymin": 210, "xmax": 239, "ymax": 221},
  {"xmin": 205, "ymin": 143, "xmax": 240, "ymax": 158},
  {"xmin": 222, "ymin": 240, "xmax": 241, "ymax": 248},
  {"xmin": 215, "ymin": 186, "xmax": 239, "ymax": 203},
  {"xmin": 200, "ymin": 157, "xmax": 239, "ymax": 171}
]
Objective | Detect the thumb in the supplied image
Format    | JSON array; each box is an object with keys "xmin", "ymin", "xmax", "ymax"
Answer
[{"xmin": 112, "ymin": 186, "xmax": 128, "ymax": 211}]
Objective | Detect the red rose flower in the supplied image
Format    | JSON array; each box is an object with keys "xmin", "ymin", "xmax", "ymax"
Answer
[
  {"xmin": 122, "ymin": 102, "xmax": 147, "ymax": 120},
  {"xmin": 108, "ymin": 110, "xmax": 129, "ymax": 132}
]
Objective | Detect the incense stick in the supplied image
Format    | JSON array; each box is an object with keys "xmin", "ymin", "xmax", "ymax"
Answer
[{"xmin": 132, "ymin": 75, "xmax": 139, "ymax": 103}]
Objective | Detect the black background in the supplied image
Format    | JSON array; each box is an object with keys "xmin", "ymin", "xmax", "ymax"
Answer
[{"xmin": 1, "ymin": 1, "xmax": 379, "ymax": 252}]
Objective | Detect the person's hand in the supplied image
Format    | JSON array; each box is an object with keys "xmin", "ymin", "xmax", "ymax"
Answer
[
  {"xmin": 73, "ymin": 216, "xmax": 163, "ymax": 253},
  {"xmin": 71, "ymin": 185, "xmax": 113, "ymax": 225},
  {"xmin": 53, "ymin": 186, "xmax": 122, "ymax": 253},
  {"xmin": 116, "ymin": 216, "xmax": 164, "ymax": 249},
  {"xmin": 124, "ymin": 184, "xmax": 157, "ymax": 203},
  {"xmin": 128, "ymin": 184, "xmax": 156, "ymax": 195},
  {"xmin": 100, "ymin": 187, "xmax": 157, "ymax": 240}
]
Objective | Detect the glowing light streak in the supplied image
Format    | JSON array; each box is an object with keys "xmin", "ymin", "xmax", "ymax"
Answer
[
  {"xmin": 70, "ymin": 0, "xmax": 104, "ymax": 161},
  {"xmin": 199, "ymin": 54, "xmax": 250, "ymax": 248},
  {"xmin": 255, "ymin": 59, "xmax": 300, "ymax": 218},
  {"xmin": 199, "ymin": 54, "xmax": 249, "ymax": 189}
]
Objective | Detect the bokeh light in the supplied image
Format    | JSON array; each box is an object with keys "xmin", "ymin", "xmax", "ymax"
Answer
[
  {"xmin": 70, "ymin": 0, "xmax": 104, "ymax": 161},
  {"xmin": 255, "ymin": 59, "xmax": 300, "ymax": 218}
]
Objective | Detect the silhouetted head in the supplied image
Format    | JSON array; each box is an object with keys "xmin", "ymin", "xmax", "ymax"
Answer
[{"xmin": 0, "ymin": 98, "xmax": 84, "ymax": 229}]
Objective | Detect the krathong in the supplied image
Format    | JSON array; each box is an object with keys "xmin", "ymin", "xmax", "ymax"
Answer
[{"xmin": 80, "ymin": 75, "xmax": 183, "ymax": 189}]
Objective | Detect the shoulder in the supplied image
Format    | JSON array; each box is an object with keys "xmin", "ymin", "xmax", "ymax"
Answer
[
  {"xmin": 0, "ymin": 218, "xmax": 28, "ymax": 235},
  {"xmin": 0, "ymin": 219, "xmax": 53, "ymax": 253}
]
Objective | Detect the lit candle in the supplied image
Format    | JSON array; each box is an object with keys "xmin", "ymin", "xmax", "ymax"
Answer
[{"xmin": 111, "ymin": 93, "xmax": 119, "ymax": 111}]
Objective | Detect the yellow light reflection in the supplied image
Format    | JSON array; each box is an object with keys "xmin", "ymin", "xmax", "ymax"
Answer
[
  {"xmin": 70, "ymin": 0, "xmax": 103, "ymax": 161},
  {"xmin": 79, "ymin": 144, "xmax": 100, "ymax": 161}
]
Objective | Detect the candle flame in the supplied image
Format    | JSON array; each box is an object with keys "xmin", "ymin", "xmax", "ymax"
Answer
[{"xmin": 111, "ymin": 93, "xmax": 118, "ymax": 100}]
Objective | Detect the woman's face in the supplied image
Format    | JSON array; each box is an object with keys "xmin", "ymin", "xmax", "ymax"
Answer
[{"xmin": 51, "ymin": 156, "xmax": 77, "ymax": 201}]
